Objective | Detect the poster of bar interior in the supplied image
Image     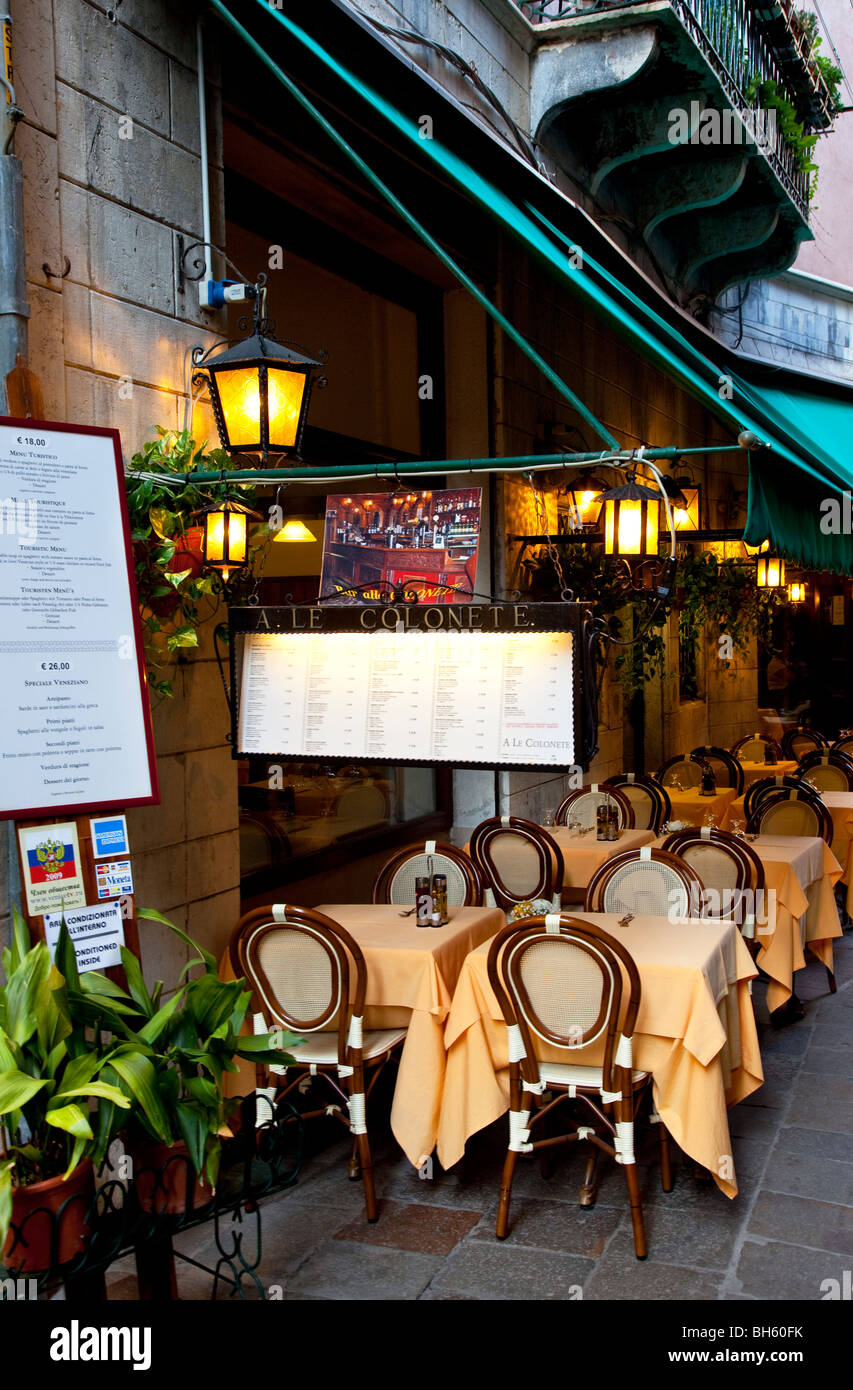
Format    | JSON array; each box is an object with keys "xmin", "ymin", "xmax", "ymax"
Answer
[{"xmin": 320, "ymin": 487, "xmax": 482, "ymax": 603}]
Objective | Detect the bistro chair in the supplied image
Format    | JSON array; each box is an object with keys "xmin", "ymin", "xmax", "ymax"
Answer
[
  {"xmin": 742, "ymin": 773, "xmax": 811, "ymax": 822},
  {"xmin": 487, "ymin": 913, "xmax": 672, "ymax": 1259},
  {"xmin": 470, "ymin": 816, "xmax": 564, "ymax": 919},
  {"xmin": 746, "ymin": 789, "xmax": 833, "ymax": 844},
  {"xmin": 781, "ymin": 726, "xmax": 830, "ymax": 760},
  {"xmin": 372, "ymin": 839, "xmax": 484, "ymax": 906},
  {"xmin": 796, "ymin": 749, "xmax": 853, "ymax": 793},
  {"xmin": 655, "ymin": 753, "xmax": 711, "ymax": 790},
  {"xmin": 603, "ymin": 774, "xmax": 671, "ymax": 833},
  {"xmin": 689, "ymin": 746, "xmax": 745, "ymax": 796},
  {"xmin": 230, "ymin": 904, "xmax": 409, "ymax": 1222},
  {"xmin": 831, "ymin": 735, "xmax": 853, "ymax": 760},
  {"xmin": 730, "ymin": 733, "xmax": 783, "ymax": 764},
  {"xmin": 585, "ymin": 846, "xmax": 705, "ymax": 921},
  {"xmin": 555, "ymin": 784, "xmax": 634, "ymax": 830},
  {"xmin": 660, "ymin": 827, "xmax": 765, "ymax": 947}
]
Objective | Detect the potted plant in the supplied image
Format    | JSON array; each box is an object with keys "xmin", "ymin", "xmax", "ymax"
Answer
[
  {"xmin": 125, "ymin": 428, "xmax": 264, "ymax": 698},
  {"xmin": 0, "ymin": 911, "xmax": 133, "ymax": 1272},
  {"xmin": 91, "ymin": 909, "xmax": 296, "ymax": 1215}
]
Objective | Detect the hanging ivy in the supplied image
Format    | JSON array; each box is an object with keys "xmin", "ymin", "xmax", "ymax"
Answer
[{"xmin": 522, "ymin": 544, "xmax": 785, "ymax": 698}]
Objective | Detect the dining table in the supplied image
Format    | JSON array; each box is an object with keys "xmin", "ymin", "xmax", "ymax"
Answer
[
  {"xmin": 655, "ymin": 832, "xmax": 843, "ymax": 1012},
  {"xmin": 221, "ymin": 901, "xmax": 504, "ymax": 1170},
  {"xmin": 722, "ymin": 787, "xmax": 853, "ymax": 904},
  {"xmin": 736, "ymin": 759, "xmax": 799, "ymax": 787},
  {"xmin": 436, "ymin": 912, "xmax": 762, "ymax": 1199},
  {"xmin": 664, "ymin": 784, "xmax": 738, "ymax": 828}
]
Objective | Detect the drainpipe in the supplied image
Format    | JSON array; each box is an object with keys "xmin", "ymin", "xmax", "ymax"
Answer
[{"xmin": 0, "ymin": 4, "xmax": 28, "ymax": 407}]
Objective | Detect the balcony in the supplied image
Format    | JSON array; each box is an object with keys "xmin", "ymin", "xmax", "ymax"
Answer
[{"xmin": 512, "ymin": 0, "xmax": 841, "ymax": 306}]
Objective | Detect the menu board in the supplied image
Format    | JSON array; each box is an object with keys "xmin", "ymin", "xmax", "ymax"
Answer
[
  {"xmin": 0, "ymin": 418, "xmax": 159, "ymax": 818},
  {"xmin": 237, "ymin": 628, "xmax": 575, "ymax": 766}
]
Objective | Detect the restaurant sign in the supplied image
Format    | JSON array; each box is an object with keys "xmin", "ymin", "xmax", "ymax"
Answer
[{"xmin": 229, "ymin": 603, "xmax": 592, "ymax": 770}]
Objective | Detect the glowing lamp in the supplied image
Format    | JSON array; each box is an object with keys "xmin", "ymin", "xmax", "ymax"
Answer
[
  {"xmin": 198, "ymin": 331, "xmax": 321, "ymax": 460},
  {"xmin": 601, "ymin": 480, "xmax": 660, "ymax": 557},
  {"xmin": 756, "ymin": 554, "xmax": 786, "ymax": 588}
]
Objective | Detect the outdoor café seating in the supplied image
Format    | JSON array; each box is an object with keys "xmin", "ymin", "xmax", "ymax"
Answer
[
  {"xmin": 469, "ymin": 816, "xmax": 565, "ymax": 917},
  {"xmin": 372, "ymin": 840, "xmax": 484, "ymax": 906},
  {"xmin": 485, "ymin": 914, "xmax": 671, "ymax": 1259},
  {"xmin": 603, "ymin": 773, "xmax": 671, "ymax": 832},
  {"xmin": 555, "ymin": 784, "xmax": 634, "ymax": 829}
]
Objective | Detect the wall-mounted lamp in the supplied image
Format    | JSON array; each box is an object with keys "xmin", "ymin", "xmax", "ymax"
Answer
[{"xmin": 755, "ymin": 553, "xmax": 787, "ymax": 589}]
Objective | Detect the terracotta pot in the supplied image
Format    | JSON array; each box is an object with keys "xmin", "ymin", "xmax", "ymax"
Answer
[
  {"xmin": 131, "ymin": 1139, "xmax": 215, "ymax": 1216},
  {"xmin": 3, "ymin": 1160, "xmax": 94, "ymax": 1273}
]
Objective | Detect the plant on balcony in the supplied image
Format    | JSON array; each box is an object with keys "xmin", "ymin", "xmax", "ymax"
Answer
[
  {"xmin": 745, "ymin": 76, "xmax": 820, "ymax": 194},
  {"xmin": 125, "ymin": 428, "xmax": 264, "ymax": 699}
]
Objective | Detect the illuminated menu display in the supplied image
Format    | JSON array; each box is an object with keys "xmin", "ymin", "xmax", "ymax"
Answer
[{"xmin": 237, "ymin": 628, "xmax": 574, "ymax": 765}]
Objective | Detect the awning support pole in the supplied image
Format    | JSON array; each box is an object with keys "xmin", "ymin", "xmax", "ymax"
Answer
[
  {"xmin": 208, "ymin": 0, "xmax": 620, "ymax": 451},
  {"xmin": 145, "ymin": 442, "xmax": 747, "ymax": 487}
]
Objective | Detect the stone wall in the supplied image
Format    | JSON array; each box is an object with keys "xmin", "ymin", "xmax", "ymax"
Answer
[{"xmin": 6, "ymin": 0, "xmax": 236, "ymax": 982}]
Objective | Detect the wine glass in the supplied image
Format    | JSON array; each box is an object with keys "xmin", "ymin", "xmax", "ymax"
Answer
[
  {"xmin": 703, "ymin": 809, "xmax": 718, "ymax": 829},
  {"xmin": 541, "ymin": 808, "xmax": 556, "ymax": 828},
  {"xmin": 730, "ymin": 817, "xmax": 745, "ymax": 838}
]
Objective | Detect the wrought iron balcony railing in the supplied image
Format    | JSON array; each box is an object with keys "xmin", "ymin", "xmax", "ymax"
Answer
[{"xmin": 515, "ymin": 0, "xmax": 838, "ymax": 218}]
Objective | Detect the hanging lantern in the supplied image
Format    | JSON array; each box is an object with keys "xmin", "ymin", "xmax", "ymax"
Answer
[
  {"xmin": 200, "ymin": 498, "xmax": 259, "ymax": 583},
  {"xmin": 670, "ymin": 484, "xmax": 701, "ymax": 531},
  {"xmin": 601, "ymin": 479, "xmax": 660, "ymax": 557},
  {"xmin": 756, "ymin": 553, "xmax": 786, "ymax": 588},
  {"xmin": 560, "ymin": 473, "xmax": 607, "ymax": 531},
  {"xmin": 788, "ymin": 580, "xmax": 806, "ymax": 603}
]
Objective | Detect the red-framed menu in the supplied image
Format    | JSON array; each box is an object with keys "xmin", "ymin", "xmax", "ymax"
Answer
[{"xmin": 0, "ymin": 417, "xmax": 160, "ymax": 819}]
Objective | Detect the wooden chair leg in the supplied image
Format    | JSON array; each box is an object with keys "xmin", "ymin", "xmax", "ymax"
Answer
[
  {"xmin": 347, "ymin": 1136, "xmax": 361, "ymax": 1180},
  {"xmin": 496, "ymin": 1148, "xmax": 519, "ymax": 1239},
  {"xmin": 826, "ymin": 965, "xmax": 837, "ymax": 995},
  {"xmin": 623, "ymin": 1161, "xmax": 647, "ymax": 1260},
  {"xmin": 355, "ymin": 1130, "xmax": 379, "ymax": 1223},
  {"xmin": 578, "ymin": 1147, "xmax": 600, "ymax": 1207},
  {"xmin": 658, "ymin": 1120, "xmax": 673, "ymax": 1193}
]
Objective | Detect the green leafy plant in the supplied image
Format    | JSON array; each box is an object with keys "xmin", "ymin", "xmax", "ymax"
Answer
[
  {"xmin": 125, "ymin": 428, "xmax": 262, "ymax": 699},
  {"xmin": 0, "ymin": 909, "xmax": 132, "ymax": 1252},
  {"xmin": 91, "ymin": 908, "xmax": 297, "ymax": 1189}
]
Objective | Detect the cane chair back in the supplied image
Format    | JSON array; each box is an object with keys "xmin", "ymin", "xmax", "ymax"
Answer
[
  {"xmin": 555, "ymin": 785, "xmax": 634, "ymax": 829},
  {"xmin": 831, "ymin": 735, "xmax": 853, "ymax": 760},
  {"xmin": 585, "ymin": 847, "xmax": 704, "ymax": 920},
  {"xmin": 660, "ymin": 828, "xmax": 765, "ymax": 938},
  {"xmin": 372, "ymin": 840, "xmax": 483, "ymax": 906},
  {"xmin": 746, "ymin": 789, "xmax": 833, "ymax": 843},
  {"xmin": 781, "ymin": 727, "xmax": 829, "ymax": 760},
  {"xmin": 603, "ymin": 774, "xmax": 671, "ymax": 833},
  {"xmin": 742, "ymin": 774, "xmax": 812, "ymax": 821},
  {"xmin": 797, "ymin": 750, "xmax": 853, "ymax": 793},
  {"xmin": 230, "ymin": 905, "xmax": 407, "ymax": 1223},
  {"xmin": 487, "ymin": 914, "xmax": 668, "ymax": 1259},
  {"xmin": 689, "ymin": 746, "xmax": 745, "ymax": 795},
  {"xmin": 656, "ymin": 754, "xmax": 709, "ymax": 789},
  {"xmin": 730, "ymin": 733, "xmax": 782, "ymax": 764},
  {"xmin": 469, "ymin": 816, "xmax": 564, "ymax": 916}
]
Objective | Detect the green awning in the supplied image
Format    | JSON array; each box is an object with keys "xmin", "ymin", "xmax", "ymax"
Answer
[{"xmin": 227, "ymin": 0, "xmax": 853, "ymax": 571}]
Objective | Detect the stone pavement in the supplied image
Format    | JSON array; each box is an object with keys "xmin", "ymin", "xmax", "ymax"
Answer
[{"xmin": 107, "ymin": 929, "xmax": 853, "ymax": 1301}]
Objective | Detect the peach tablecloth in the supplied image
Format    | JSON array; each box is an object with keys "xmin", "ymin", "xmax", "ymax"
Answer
[
  {"xmin": 465, "ymin": 827, "xmax": 656, "ymax": 901},
  {"xmin": 654, "ymin": 832, "xmax": 842, "ymax": 1011},
  {"xmin": 738, "ymin": 760, "xmax": 798, "ymax": 787},
  {"xmin": 747, "ymin": 835, "xmax": 842, "ymax": 1008},
  {"xmin": 813, "ymin": 792, "xmax": 853, "ymax": 910},
  {"xmin": 666, "ymin": 786, "xmax": 738, "ymax": 827},
  {"xmin": 225, "ymin": 903, "xmax": 504, "ymax": 1170},
  {"xmin": 436, "ymin": 913, "xmax": 762, "ymax": 1199}
]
